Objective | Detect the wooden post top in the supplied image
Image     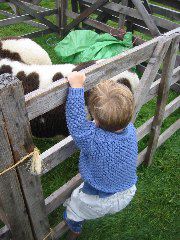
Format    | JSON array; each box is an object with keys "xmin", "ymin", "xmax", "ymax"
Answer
[{"xmin": 0, "ymin": 73, "xmax": 20, "ymax": 90}]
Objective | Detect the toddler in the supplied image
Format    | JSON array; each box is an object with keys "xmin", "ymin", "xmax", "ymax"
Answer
[{"xmin": 63, "ymin": 72, "xmax": 138, "ymax": 240}]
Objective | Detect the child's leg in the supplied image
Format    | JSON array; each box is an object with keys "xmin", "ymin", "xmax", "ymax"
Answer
[
  {"xmin": 63, "ymin": 183, "xmax": 137, "ymax": 238},
  {"xmin": 66, "ymin": 230, "xmax": 81, "ymax": 240},
  {"xmin": 63, "ymin": 210, "xmax": 84, "ymax": 234}
]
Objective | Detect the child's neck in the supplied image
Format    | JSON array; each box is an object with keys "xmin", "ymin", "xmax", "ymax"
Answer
[{"xmin": 115, "ymin": 129, "xmax": 124, "ymax": 133}]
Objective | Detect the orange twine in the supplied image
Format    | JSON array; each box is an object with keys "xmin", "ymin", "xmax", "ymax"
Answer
[{"xmin": 0, "ymin": 147, "xmax": 42, "ymax": 176}]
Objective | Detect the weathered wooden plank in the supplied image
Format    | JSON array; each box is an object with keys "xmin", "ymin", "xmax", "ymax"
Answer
[
  {"xmin": 133, "ymin": 37, "xmax": 172, "ymax": 121},
  {"xmin": 0, "ymin": 76, "xmax": 34, "ymax": 240},
  {"xmin": 66, "ymin": 10, "xmax": 143, "ymax": 42},
  {"xmin": 0, "ymin": 74, "xmax": 51, "ymax": 240},
  {"xmin": 9, "ymin": 0, "xmax": 59, "ymax": 32},
  {"xmin": 150, "ymin": 4, "xmax": 180, "ymax": 22},
  {"xmin": 25, "ymin": 19, "xmax": 47, "ymax": 29},
  {"xmin": 74, "ymin": 2, "xmax": 170, "ymax": 35},
  {"xmin": 134, "ymin": 12, "xmax": 179, "ymax": 33},
  {"xmin": 0, "ymin": 10, "xmax": 47, "ymax": 29},
  {"xmin": 137, "ymin": 148, "xmax": 147, "ymax": 166},
  {"xmin": 101, "ymin": 0, "xmax": 133, "ymax": 31},
  {"xmin": 143, "ymin": 0, "xmax": 152, "ymax": 14},
  {"xmin": 157, "ymin": 119, "xmax": 180, "ymax": 147},
  {"xmin": 151, "ymin": 0, "xmax": 180, "ymax": 9},
  {"xmin": 45, "ymin": 174, "xmax": 82, "ymax": 214},
  {"xmin": 77, "ymin": 2, "xmax": 173, "ymax": 35},
  {"xmin": 52, "ymin": 221, "xmax": 69, "ymax": 240},
  {"xmin": 0, "ymin": 9, "xmax": 57, "ymax": 27},
  {"xmin": 171, "ymin": 82, "xmax": 180, "ymax": 93},
  {"xmin": 126, "ymin": 0, "xmax": 134, "ymax": 32},
  {"xmin": 79, "ymin": 0, "xmax": 88, "ymax": 29},
  {"xmin": 145, "ymin": 37, "xmax": 180, "ymax": 166},
  {"xmin": 144, "ymin": 66, "xmax": 180, "ymax": 104},
  {"xmin": 133, "ymin": 23, "xmax": 151, "ymax": 35},
  {"xmin": 96, "ymin": 10, "xmax": 109, "ymax": 24},
  {"xmin": 22, "ymin": 1, "xmax": 49, "ymax": 12},
  {"xmin": 137, "ymin": 95, "xmax": 180, "ymax": 142},
  {"xmin": 55, "ymin": 0, "xmax": 60, "ymax": 34},
  {"xmin": 59, "ymin": 0, "xmax": 68, "ymax": 36},
  {"xmin": 80, "ymin": 0, "xmax": 179, "ymax": 31},
  {"xmin": 25, "ymin": 35, "xmax": 161, "ymax": 120},
  {"xmin": 64, "ymin": 0, "xmax": 109, "ymax": 35},
  {"xmin": 20, "ymin": 28, "xmax": 53, "ymax": 38},
  {"xmin": 41, "ymin": 136, "xmax": 77, "ymax": 175},
  {"xmin": 137, "ymin": 119, "xmax": 180, "ymax": 166},
  {"xmin": 0, "ymin": 225, "xmax": 11, "ymax": 240},
  {"xmin": 131, "ymin": 0, "xmax": 160, "ymax": 37},
  {"xmin": 118, "ymin": 0, "xmax": 128, "ymax": 29}
]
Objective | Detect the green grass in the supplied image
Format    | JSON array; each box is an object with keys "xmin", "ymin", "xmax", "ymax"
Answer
[{"xmin": 0, "ymin": 1, "xmax": 179, "ymax": 239}]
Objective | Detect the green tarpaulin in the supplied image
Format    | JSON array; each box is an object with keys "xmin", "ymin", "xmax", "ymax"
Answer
[{"xmin": 54, "ymin": 30, "xmax": 133, "ymax": 64}]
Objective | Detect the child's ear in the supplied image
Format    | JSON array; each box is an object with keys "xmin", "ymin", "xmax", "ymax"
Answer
[{"xmin": 94, "ymin": 119, "xmax": 99, "ymax": 127}]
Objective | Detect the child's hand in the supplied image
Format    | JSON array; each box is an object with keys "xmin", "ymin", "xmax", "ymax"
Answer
[{"xmin": 67, "ymin": 71, "xmax": 86, "ymax": 88}]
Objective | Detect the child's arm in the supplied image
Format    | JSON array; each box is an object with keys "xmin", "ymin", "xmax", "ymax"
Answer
[{"xmin": 66, "ymin": 72, "xmax": 95, "ymax": 150}]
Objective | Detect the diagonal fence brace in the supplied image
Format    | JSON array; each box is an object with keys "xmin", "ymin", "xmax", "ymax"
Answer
[
  {"xmin": 63, "ymin": 0, "xmax": 109, "ymax": 35},
  {"xmin": 9, "ymin": 0, "xmax": 59, "ymax": 33},
  {"xmin": 131, "ymin": 0, "xmax": 161, "ymax": 37}
]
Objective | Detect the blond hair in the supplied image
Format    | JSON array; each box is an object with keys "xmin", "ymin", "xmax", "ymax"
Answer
[{"xmin": 88, "ymin": 80, "xmax": 134, "ymax": 132}]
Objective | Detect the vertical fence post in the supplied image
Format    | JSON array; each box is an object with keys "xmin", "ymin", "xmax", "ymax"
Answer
[
  {"xmin": 118, "ymin": 0, "xmax": 128, "ymax": 29},
  {"xmin": 71, "ymin": 0, "xmax": 79, "ymax": 13},
  {"xmin": 133, "ymin": 37, "xmax": 171, "ymax": 122},
  {"xmin": 59, "ymin": 0, "xmax": 68, "ymax": 37},
  {"xmin": 126, "ymin": 0, "xmax": 134, "ymax": 32},
  {"xmin": 56, "ymin": 0, "xmax": 61, "ymax": 35},
  {"xmin": 0, "ymin": 75, "xmax": 34, "ymax": 240},
  {"xmin": 144, "ymin": 36, "xmax": 180, "ymax": 166},
  {"xmin": 131, "ymin": 0, "xmax": 161, "ymax": 37},
  {"xmin": 0, "ymin": 74, "xmax": 52, "ymax": 240}
]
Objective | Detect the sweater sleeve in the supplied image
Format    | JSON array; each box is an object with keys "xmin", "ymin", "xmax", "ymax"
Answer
[{"xmin": 66, "ymin": 87, "xmax": 95, "ymax": 150}]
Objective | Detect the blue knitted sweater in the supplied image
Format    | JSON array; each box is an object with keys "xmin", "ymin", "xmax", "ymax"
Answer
[{"xmin": 66, "ymin": 88, "xmax": 138, "ymax": 193}]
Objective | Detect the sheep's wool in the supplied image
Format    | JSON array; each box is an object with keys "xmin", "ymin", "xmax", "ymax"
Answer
[
  {"xmin": 0, "ymin": 58, "xmax": 76, "ymax": 89},
  {"xmin": 1, "ymin": 38, "xmax": 52, "ymax": 65}
]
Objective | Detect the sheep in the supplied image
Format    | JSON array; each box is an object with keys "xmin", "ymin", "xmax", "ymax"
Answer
[
  {"xmin": 0, "ymin": 36, "xmax": 139, "ymax": 137},
  {"xmin": 0, "ymin": 37, "xmax": 52, "ymax": 65}
]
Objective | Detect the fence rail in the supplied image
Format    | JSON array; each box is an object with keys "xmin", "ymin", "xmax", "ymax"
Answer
[{"xmin": 78, "ymin": 0, "xmax": 179, "ymax": 31}]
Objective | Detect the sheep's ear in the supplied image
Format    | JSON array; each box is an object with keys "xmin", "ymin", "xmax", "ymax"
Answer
[
  {"xmin": 52, "ymin": 72, "xmax": 63, "ymax": 82},
  {"xmin": 0, "ymin": 64, "xmax": 12, "ymax": 74},
  {"xmin": 16, "ymin": 71, "xmax": 39, "ymax": 94},
  {"xmin": 117, "ymin": 78, "xmax": 132, "ymax": 92},
  {"xmin": 116, "ymin": 70, "xmax": 140, "ymax": 93}
]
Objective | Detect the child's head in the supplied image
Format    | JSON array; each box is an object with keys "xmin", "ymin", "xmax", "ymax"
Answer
[{"xmin": 88, "ymin": 80, "xmax": 134, "ymax": 132}]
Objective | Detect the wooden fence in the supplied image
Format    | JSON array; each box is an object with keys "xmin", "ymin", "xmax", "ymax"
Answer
[{"xmin": 0, "ymin": 0, "xmax": 180, "ymax": 239}]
